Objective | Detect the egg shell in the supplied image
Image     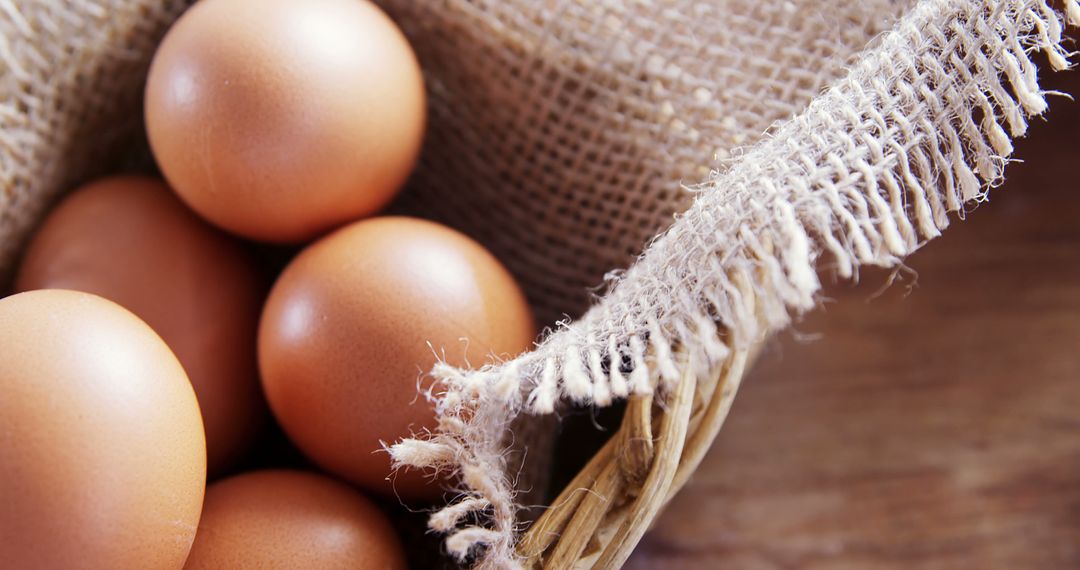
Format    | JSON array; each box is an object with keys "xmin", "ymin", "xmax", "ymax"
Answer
[
  {"xmin": 15, "ymin": 175, "xmax": 267, "ymax": 476},
  {"xmin": 258, "ymin": 217, "xmax": 536, "ymax": 500},
  {"xmin": 0, "ymin": 290, "xmax": 206, "ymax": 569},
  {"xmin": 145, "ymin": 0, "xmax": 426, "ymax": 242},
  {"xmin": 183, "ymin": 470, "xmax": 407, "ymax": 570}
]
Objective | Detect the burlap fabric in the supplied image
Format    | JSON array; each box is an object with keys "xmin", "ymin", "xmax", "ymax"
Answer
[{"xmin": 1, "ymin": 0, "xmax": 1076, "ymax": 568}]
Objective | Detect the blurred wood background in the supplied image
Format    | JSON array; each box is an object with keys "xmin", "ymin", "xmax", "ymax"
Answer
[{"xmin": 625, "ymin": 63, "xmax": 1080, "ymax": 568}]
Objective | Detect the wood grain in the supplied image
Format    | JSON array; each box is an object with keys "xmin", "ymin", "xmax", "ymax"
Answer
[{"xmin": 624, "ymin": 67, "xmax": 1080, "ymax": 569}]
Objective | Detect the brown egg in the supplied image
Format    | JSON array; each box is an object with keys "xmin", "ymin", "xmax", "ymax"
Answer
[
  {"xmin": 15, "ymin": 175, "xmax": 266, "ymax": 476},
  {"xmin": 259, "ymin": 217, "xmax": 535, "ymax": 500},
  {"xmin": 145, "ymin": 0, "xmax": 425, "ymax": 242},
  {"xmin": 0, "ymin": 290, "xmax": 206, "ymax": 569},
  {"xmin": 184, "ymin": 470, "xmax": 407, "ymax": 570}
]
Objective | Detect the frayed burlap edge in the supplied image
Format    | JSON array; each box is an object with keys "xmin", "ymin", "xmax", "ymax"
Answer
[{"xmin": 391, "ymin": 1, "xmax": 1079, "ymax": 568}]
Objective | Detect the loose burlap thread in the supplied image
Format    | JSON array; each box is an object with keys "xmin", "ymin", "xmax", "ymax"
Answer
[{"xmin": 1, "ymin": 0, "xmax": 1076, "ymax": 569}]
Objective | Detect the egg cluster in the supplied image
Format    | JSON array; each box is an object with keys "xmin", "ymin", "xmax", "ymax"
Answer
[{"xmin": 0, "ymin": 0, "xmax": 535, "ymax": 568}]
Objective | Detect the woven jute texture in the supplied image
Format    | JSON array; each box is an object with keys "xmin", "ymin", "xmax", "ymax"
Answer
[
  {"xmin": 383, "ymin": 0, "xmax": 918, "ymax": 325},
  {"xmin": 1, "ymin": 0, "xmax": 1077, "ymax": 569},
  {"xmin": 0, "ymin": 0, "xmax": 189, "ymax": 282}
]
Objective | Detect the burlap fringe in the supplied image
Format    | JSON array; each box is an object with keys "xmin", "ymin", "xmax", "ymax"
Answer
[{"xmin": 390, "ymin": 1, "xmax": 1079, "ymax": 567}]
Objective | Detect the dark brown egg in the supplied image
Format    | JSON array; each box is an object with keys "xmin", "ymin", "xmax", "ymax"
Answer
[
  {"xmin": 183, "ymin": 470, "xmax": 406, "ymax": 569},
  {"xmin": 258, "ymin": 217, "xmax": 535, "ymax": 500},
  {"xmin": 15, "ymin": 176, "xmax": 266, "ymax": 476},
  {"xmin": 0, "ymin": 290, "xmax": 206, "ymax": 569},
  {"xmin": 144, "ymin": 0, "xmax": 425, "ymax": 242}
]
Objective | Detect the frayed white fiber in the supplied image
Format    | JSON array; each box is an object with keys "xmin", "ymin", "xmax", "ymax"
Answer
[
  {"xmin": 429, "ymin": 498, "xmax": 491, "ymax": 533},
  {"xmin": 607, "ymin": 335, "xmax": 629, "ymax": 398},
  {"xmin": 561, "ymin": 346, "xmax": 593, "ymax": 402},
  {"xmin": 493, "ymin": 360, "xmax": 522, "ymax": 403},
  {"xmin": 526, "ymin": 358, "xmax": 558, "ymax": 414},
  {"xmin": 648, "ymin": 320, "xmax": 680, "ymax": 389},
  {"xmin": 588, "ymin": 335, "xmax": 612, "ymax": 406},
  {"xmin": 693, "ymin": 314, "xmax": 729, "ymax": 364},
  {"xmin": 628, "ymin": 335, "xmax": 651, "ymax": 395},
  {"xmin": 446, "ymin": 527, "xmax": 507, "ymax": 562},
  {"xmin": 387, "ymin": 439, "xmax": 456, "ymax": 468}
]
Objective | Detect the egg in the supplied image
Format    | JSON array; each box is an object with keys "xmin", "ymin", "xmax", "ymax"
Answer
[
  {"xmin": 259, "ymin": 217, "xmax": 535, "ymax": 499},
  {"xmin": 145, "ymin": 0, "xmax": 425, "ymax": 242},
  {"xmin": 0, "ymin": 290, "xmax": 206, "ymax": 569},
  {"xmin": 15, "ymin": 176, "xmax": 267, "ymax": 476},
  {"xmin": 183, "ymin": 470, "xmax": 407, "ymax": 570}
]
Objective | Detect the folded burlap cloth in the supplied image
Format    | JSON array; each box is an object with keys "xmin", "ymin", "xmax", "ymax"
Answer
[
  {"xmin": 383, "ymin": 0, "xmax": 1078, "ymax": 567},
  {"xmin": 0, "ymin": 1, "xmax": 1075, "ymax": 568}
]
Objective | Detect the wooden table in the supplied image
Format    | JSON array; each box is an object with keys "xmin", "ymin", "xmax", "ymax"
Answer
[{"xmin": 625, "ymin": 66, "xmax": 1080, "ymax": 568}]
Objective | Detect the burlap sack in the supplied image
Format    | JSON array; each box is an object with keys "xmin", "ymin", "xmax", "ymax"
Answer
[{"xmin": 1, "ymin": 0, "xmax": 1075, "ymax": 568}]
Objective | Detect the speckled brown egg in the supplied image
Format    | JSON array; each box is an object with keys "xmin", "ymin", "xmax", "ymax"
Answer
[
  {"xmin": 0, "ymin": 290, "xmax": 206, "ymax": 569},
  {"xmin": 145, "ymin": 0, "xmax": 425, "ymax": 242},
  {"xmin": 258, "ymin": 217, "xmax": 535, "ymax": 500},
  {"xmin": 15, "ymin": 176, "xmax": 267, "ymax": 476},
  {"xmin": 183, "ymin": 470, "xmax": 406, "ymax": 570}
]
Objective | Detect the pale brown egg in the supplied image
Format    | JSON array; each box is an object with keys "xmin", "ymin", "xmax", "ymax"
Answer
[
  {"xmin": 15, "ymin": 175, "xmax": 267, "ymax": 476},
  {"xmin": 0, "ymin": 290, "xmax": 206, "ymax": 569},
  {"xmin": 145, "ymin": 0, "xmax": 425, "ymax": 243},
  {"xmin": 184, "ymin": 470, "xmax": 406, "ymax": 569},
  {"xmin": 258, "ymin": 217, "xmax": 536, "ymax": 500}
]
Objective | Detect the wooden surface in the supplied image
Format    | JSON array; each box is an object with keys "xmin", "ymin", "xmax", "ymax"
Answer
[{"xmin": 625, "ymin": 68, "xmax": 1080, "ymax": 568}]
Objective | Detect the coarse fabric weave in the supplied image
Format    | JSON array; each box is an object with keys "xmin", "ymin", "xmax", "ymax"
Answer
[{"xmin": 0, "ymin": 0, "xmax": 1076, "ymax": 569}]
